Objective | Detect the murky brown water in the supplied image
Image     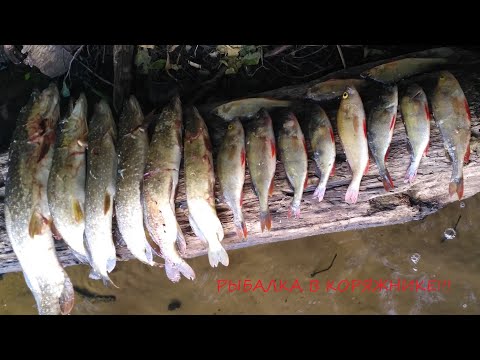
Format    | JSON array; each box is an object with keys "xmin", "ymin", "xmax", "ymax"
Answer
[{"xmin": 1, "ymin": 193, "xmax": 478, "ymax": 315}]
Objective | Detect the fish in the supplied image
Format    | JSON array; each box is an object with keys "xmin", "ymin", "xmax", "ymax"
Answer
[
  {"xmin": 184, "ymin": 106, "xmax": 229, "ymax": 267},
  {"xmin": 143, "ymin": 96, "xmax": 196, "ymax": 281},
  {"xmin": 400, "ymin": 84, "xmax": 431, "ymax": 184},
  {"xmin": 245, "ymin": 108, "xmax": 277, "ymax": 231},
  {"xmin": 337, "ymin": 85, "xmax": 369, "ymax": 204},
  {"xmin": 308, "ymin": 105, "xmax": 336, "ymax": 202},
  {"xmin": 216, "ymin": 119, "xmax": 248, "ymax": 239},
  {"xmin": 4, "ymin": 83, "xmax": 75, "ymax": 315},
  {"xmin": 115, "ymin": 95, "xmax": 155, "ymax": 266},
  {"xmin": 276, "ymin": 110, "xmax": 308, "ymax": 218},
  {"xmin": 47, "ymin": 93, "xmax": 89, "ymax": 264},
  {"xmin": 367, "ymin": 85, "xmax": 398, "ymax": 191},
  {"xmin": 84, "ymin": 100, "xmax": 118, "ymax": 286},
  {"xmin": 361, "ymin": 57, "xmax": 449, "ymax": 84},
  {"xmin": 431, "ymin": 71, "xmax": 471, "ymax": 199},
  {"xmin": 306, "ymin": 79, "xmax": 367, "ymax": 102},
  {"xmin": 211, "ymin": 98, "xmax": 291, "ymax": 121}
]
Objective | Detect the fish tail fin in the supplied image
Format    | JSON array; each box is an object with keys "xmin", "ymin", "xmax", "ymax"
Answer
[
  {"xmin": 165, "ymin": 260, "xmax": 196, "ymax": 283},
  {"xmin": 234, "ymin": 215, "xmax": 248, "ymax": 240},
  {"xmin": 89, "ymin": 269, "xmax": 119, "ymax": 289},
  {"xmin": 313, "ymin": 183, "xmax": 326, "ymax": 202},
  {"xmin": 465, "ymin": 143, "xmax": 471, "ymax": 163},
  {"xmin": 345, "ymin": 181, "xmax": 360, "ymax": 205},
  {"xmin": 380, "ymin": 168, "xmax": 395, "ymax": 191},
  {"xmin": 404, "ymin": 162, "xmax": 419, "ymax": 184},
  {"xmin": 260, "ymin": 208, "xmax": 272, "ymax": 232},
  {"xmin": 449, "ymin": 177, "xmax": 464, "ymax": 200},
  {"xmin": 175, "ymin": 222, "xmax": 187, "ymax": 256},
  {"xmin": 59, "ymin": 274, "xmax": 75, "ymax": 315},
  {"xmin": 207, "ymin": 239, "xmax": 229, "ymax": 267},
  {"xmin": 288, "ymin": 202, "xmax": 301, "ymax": 219}
]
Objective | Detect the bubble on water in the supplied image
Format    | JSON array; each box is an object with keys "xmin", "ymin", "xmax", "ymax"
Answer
[
  {"xmin": 463, "ymin": 304, "xmax": 468, "ymax": 309},
  {"xmin": 413, "ymin": 268, "xmax": 418, "ymax": 272},
  {"xmin": 460, "ymin": 202, "xmax": 466, "ymax": 209},
  {"xmin": 443, "ymin": 228, "xmax": 457, "ymax": 241},
  {"xmin": 410, "ymin": 253, "xmax": 421, "ymax": 265}
]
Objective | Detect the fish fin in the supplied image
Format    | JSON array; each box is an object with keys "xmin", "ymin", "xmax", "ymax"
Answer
[
  {"xmin": 384, "ymin": 147, "xmax": 390, "ymax": 162},
  {"xmin": 270, "ymin": 139, "xmax": 276, "ymax": 158},
  {"xmin": 363, "ymin": 118, "xmax": 367, "ymax": 138},
  {"xmin": 389, "ymin": 114, "xmax": 396, "ymax": 130},
  {"xmin": 345, "ymin": 182, "xmax": 360, "ymax": 205},
  {"xmin": 73, "ymin": 199, "xmax": 84, "ymax": 223},
  {"xmin": 59, "ymin": 275, "xmax": 75, "ymax": 315},
  {"xmin": 241, "ymin": 148, "xmax": 246, "ymax": 166},
  {"xmin": 424, "ymin": 142, "xmax": 430, "ymax": 157},
  {"xmin": 364, "ymin": 158, "xmax": 370, "ymax": 175},
  {"xmin": 449, "ymin": 177, "xmax": 464, "ymax": 200},
  {"xmin": 269, "ymin": 178, "xmax": 275, "ymax": 196},
  {"xmin": 165, "ymin": 260, "xmax": 196, "ymax": 282},
  {"xmin": 404, "ymin": 162, "xmax": 418, "ymax": 184},
  {"xmin": 465, "ymin": 143, "xmax": 471, "ymax": 164},
  {"xmin": 381, "ymin": 169, "xmax": 395, "ymax": 191},
  {"xmin": 71, "ymin": 250, "xmax": 90, "ymax": 264},
  {"xmin": 103, "ymin": 193, "xmax": 111, "ymax": 215},
  {"xmin": 240, "ymin": 191, "xmax": 244, "ymax": 207},
  {"xmin": 176, "ymin": 223, "xmax": 187, "ymax": 256},
  {"xmin": 330, "ymin": 165, "xmax": 335, "ymax": 177},
  {"xmin": 329, "ymin": 127, "xmax": 335, "ymax": 143},
  {"xmin": 234, "ymin": 220, "xmax": 248, "ymax": 240},
  {"xmin": 304, "ymin": 175, "xmax": 308, "ymax": 189},
  {"xmin": 288, "ymin": 203, "xmax": 301, "ymax": 219},
  {"xmin": 313, "ymin": 184, "xmax": 326, "ymax": 202},
  {"xmin": 208, "ymin": 241, "xmax": 229, "ymax": 267},
  {"xmin": 260, "ymin": 209, "xmax": 272, "ymax": 232},
  {"xmin": 50, "ymin": 221, "xmax": 63, "ymax": 240},
  {"xmin": 464, "ymin": 99, "xmax": 471, "ymax": 122},
  {"xmin": 188, "ymin": 215, "xmax": 208, "ymax": 245},
  {"xmin": 28, "ymin": 212, "xmax": 44, "ymax": 238}
]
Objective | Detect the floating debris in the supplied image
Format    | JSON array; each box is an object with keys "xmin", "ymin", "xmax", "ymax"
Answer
[
  {"xmin": 443, "ymin": 228, "xmax": 457, "ymax": 241},
  {"xmin": 410, "ymin": 253, "xmax": 421, "ymax": 265}
]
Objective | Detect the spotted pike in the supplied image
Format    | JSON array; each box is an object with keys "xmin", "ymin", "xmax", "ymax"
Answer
[
  {"xmin": 184, "ymin": 106, "xmax": 228, "ymax": 267},
  {"xmin": 47, "ymin": 93, "xmax": 89, "ymax": 264},
  {"xmin": 217, "ymin": 119, "xmax": 247, "ymax": 239},
  {"xmin": 211, "ymin": 98, "xmax": 291, "ymax": 121},
  {"xmin": 306, "ymin": 79, "xmax": 367, "ymax": 102},
  {"xmin": 277, "ymin": 110, "xmax": 308, "ymax": 218},
  {"xmin": 84, "ymin": 100, "xmax": 118, "ymax": 286},
  {"xmin": 367, "ymin": 85, "xmax": 398, "ymax": 191},
  {"xmin": 245, "ymin": 108, "xmax": 277, "ymax": 231},
  {"xmin": 308, "ymin": 105, "xmax": 336, "ymax": 202},
  {"xmin": 337, "ymin": 86, "xmax": 369, "ymax": 204},
  {"xmin": 143, "ymin": 96, "xmax": 195, "ymax": 281},
  {"xmin": 400, "ymin": 84, "xmax": 431, "ymax": 184},
  {"xmin": 431, "ymin": 71, "xmax": 471, "ymax": 199},
  {"xmin": 361, "ymin": 58, "xmax": 449, "ymax": 84},
  {"xmin": 115, "ymin": 95, "xmax": 155, "ymax": 266},
  {"xmin": 4, "ymin": 83, "xmax": 74, "ymax": 315}
]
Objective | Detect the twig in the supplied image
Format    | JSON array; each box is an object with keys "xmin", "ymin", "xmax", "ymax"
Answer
[
  {"xmin": 64, "ymin": 45, "xmax": 85, "ymax": 84},
  {"xmin": 264, "ymin": 45, "xmax": 293, "ymax": 58},
  {"xmin": 76, "ymin": 58, "xmax": 114, "ymax": 86},
  {"xmin": 310, "ymin": 253, "xmax": 337, "ymax": 277},
  {"xmin": 337, "ymin": 45, "xmax": 347, "ymax": 69},
  {"xmin": 454, "ymin": 215, "xmax": 462, "ymax": 230}
]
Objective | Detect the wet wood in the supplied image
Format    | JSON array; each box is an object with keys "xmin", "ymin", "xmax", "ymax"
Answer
[{"xmin": 1, "ymin": 64, "xmax": 480, "ymax": 275}]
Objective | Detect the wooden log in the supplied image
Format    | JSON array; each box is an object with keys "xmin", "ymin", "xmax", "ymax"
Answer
[{"xmin": 1, "ymin": 64, "xmax": 480, "ymax": 275}]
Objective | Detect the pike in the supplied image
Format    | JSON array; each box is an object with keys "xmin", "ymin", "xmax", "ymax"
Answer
[
  {"xmin": 217, "ymin": 119, "xmax": 248, "ymax": 239},
  {"xmin": 400, "ymin": 84, "xmax": 431, "ymax": 184},
  {"xmin": 184, "ymin": 106, "xmax": 229, "ymax": 267},
  {"xmin": 367, "ymin": 85, "xmax": 398, "ymax": 191},
  {"xmin": 143, "ymin": 96, "xmax": 195, "ymax": 281},
  {"xmin": 47, "ymin": 93, "xmax": 89, "ymax": 264},
  {"xmin": 115, "ymin": 95, "xmax": 155, "ymax": 266},
  {"xmin": 245, "ymin": 108, "xmax": 277, "ymax": 231},
  {"xmin": 337, "ymin": 85, "xmax": 369, "ymax": 204},
  {"xmin": 308, "ymin": 105, "xmax": 336, "ymax": 202},
  {"xmin": 431, "ymin": 71, "xmax": 471, "ymax": 199},
  {"xmin": 276, "ymin": 110, "xmax": 308, "ymax": 218},
  {"xmin": 211, "ymin": 98, "xmax": 291, "ymax": 121},
  {"xmin": 84, "ymin": 100, "xmax": 118, "ymax": 286},
  {"xmin": 4, "ymin": 83, "xmax": 74, "ymax": 315}
]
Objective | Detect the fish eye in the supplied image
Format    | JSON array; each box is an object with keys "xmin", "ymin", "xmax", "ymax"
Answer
[
  {"xmin": 342, "ymin": 92, "xmax": 349, "ymax": 99},
  {"xmin": 228, "ymin": 124, "xmax": 233, "ymax": 130}
]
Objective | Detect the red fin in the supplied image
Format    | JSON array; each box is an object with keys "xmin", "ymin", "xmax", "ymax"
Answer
[
  {"xmin": 240, "ymin": 191, "xmax": 244, "ymax": 207},
  {"xmin": 270, "ymin": 139, "xmax": 276, "ymax": 158},
  {"xmin": 330, "ymin": 165, "xmax": 335, "ymax": 176},
  {"xmin": 424, "ymin": 103, "xmax": 431, "ymax": 121},
  {"xmin": 464, "ymin": 99, "xmax": 471, "ymax": 122},
  {"xmin": 382, "ymin": 171, "xmax": 394, "ymax": 192},
  {"xmin": 449, "ymin": 178, "xmax": 464, "ymax": 199},
  {"xmin": 363, "ymin": 118, "xmax": 367, "ymax": 138},
  {"xmin": 465, "ymin": 143, "xmax": 471, "ymax": 163},
  {"xmin": 235, "ymin": 221, "xmax": 248, "ymax": 240},
  {"xmin": 260, "ymin": 211, "xmax": 272, "ymax": 232},
  {"xmin": 269, "ymin": 178, "xmax": 274, "ymax": 196},
  {"xmin": 241, "ymin": 148, "xmax": 246, "ymax": 166},
  {"xmin": 364, "ymin": 158, "xmax": 370, "ymax": 175},
  {"xmin": 424, "ymin": 142, "xmax": 429, "ymax": 156},
  {"xmin": 389, "ymin": 114, "xmax": 396, "ymax": 130},
  {"xmin": 329, "ymin": 127, "xmax": 335, "ymax": 143},
  {"xmin": 304, "ymin": 175, "xmax": 308, "ymax": 188},
  {"xmin": 384, "ymin": 147, "xmax": 390, "ymax": 162}
]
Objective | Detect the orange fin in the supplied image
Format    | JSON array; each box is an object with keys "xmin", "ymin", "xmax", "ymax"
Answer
[
  {"xmin": 51, "ymin": 221, "xmax": 63, "ymax": 240},
  {"xmin": 241, "ymin": 148, "xmax": 246, "ymax": 166},
  {"xmin": 104, "ymin": 193, "xmax": 111, "ymax": 215},
  {"xmin": 424, "ymin": 142, "xmax": 430, "ymax": 156},
  {"xmin": 329, "ymin": 127, "xmax": 335, "ymax": 143},
  {"xmin": 424, "ymin": 103, "xmax": 431, "ymax": 121},
  {"xmin": 28, "ymin": 212, "xmax": 45, "ymax": 238},
  {"xmin": 364, "ymin": 158, "xmax": 370, "ymax": 175},
  {"xmin": 449, "ymin": 178, "xmax": 464, "ymax": 199},
  {"xmin": 304, "ymin": 175, "xmax": 308, "ymax": 188},
  {"xmin": 363, "ymin": 118, "xmax": 367, "ymax": 138},
  {"xmin": 269, "ymin": 178, "xmax": 274, "ymax": 196},
  {"xmin": 464, "ymin": 99, "xmax": 471, "ymax": 122},
  {"xmin": 464, "ymin": 143, "xmax": 471, "ymax": 163},
  {"xmin": 235, "ymin": 221, "xmax": 248, "ymax": 240},
  {"xmin": 73, "ymin": 200, "xmax": 84, "ymax": 223},
  {"xmin": 330, "ymin": 165, "xmax": 335, "ymax": 176},
  {"xmin": 270, "ymin": 139, "xmax": 276, "ymax": 158},
  {"xmin": 389, "ymin": 114, "xmax": 396, "ymax": 130},
  {"xmin": 381, "ymin": 170, "xmax": 394, "ymax": 192},
  {"xmin": 260, "ymin": 210, "xmax": 272, "ymax": 232},
  {"xmin": 384, "ymin": 148, "xmax": 390, "ymax": 162}
]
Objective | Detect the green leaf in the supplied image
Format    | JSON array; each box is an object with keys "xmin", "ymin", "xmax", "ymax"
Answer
[
  {"xmin": 135, "ymin": 48, "xmax": 152, "ymax": 74},
  {"xmin": 61, "ymin": 81, "xmax": 70, "ymax": 98},
  {"xmin": 225, "ymin": 67, "xmax": 237, "ymax": 75},
  {"xmin": 242, "ymin": 51, "xmax": 261, "ymax": 66},
  {"xmin": 24, "ymin": 72, "xmax": 31, "ymax": 81},
  {"xmin": 239, "ymin": 45, "xmax": 257, "ymax": 56},
  {"xmin": 149, "ymin": 59, "xmax": 166, "ymax": 70}
]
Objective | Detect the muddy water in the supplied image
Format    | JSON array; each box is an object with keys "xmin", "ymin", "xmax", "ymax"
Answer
[{"xmin": 1, "ymin": 193, "xmax": 479, "ymax": 315}]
